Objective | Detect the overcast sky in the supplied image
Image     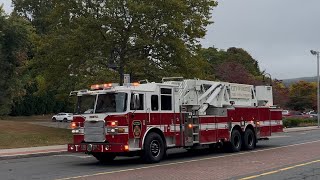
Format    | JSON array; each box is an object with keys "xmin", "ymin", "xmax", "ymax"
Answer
[{"xmin": 1, "ymin": 0, "xmax": 320, "ymax": 80}]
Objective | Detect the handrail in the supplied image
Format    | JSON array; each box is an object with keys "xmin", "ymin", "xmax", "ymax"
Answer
[
  {"xmin": 162, "ymin": 77, "xmax": 184, "ymax": 82},
  {"xmin": 139, "ymin": 79, "xmax": 149, "ymax": 84}
]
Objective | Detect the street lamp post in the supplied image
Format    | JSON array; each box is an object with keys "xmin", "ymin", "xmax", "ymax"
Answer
[
  {"xmin": 263, "ymin": 72, "xmax": 272, "ymax": 86},
  {"xmin": 310, "ymin": 50, "xmax": 320, "ymax": 128}
]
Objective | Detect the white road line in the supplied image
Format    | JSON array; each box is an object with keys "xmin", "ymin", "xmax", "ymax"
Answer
[
  {"xmin": 268, "ymin": 135, "xmax": 290, "ymax": 139},
  {"xmin": 55, "ymin": 139, "xmax": 320, "ymax": 180},
  {"xmin": 240, "ymin": 159, "xmax": 320, "ymax": 180}
]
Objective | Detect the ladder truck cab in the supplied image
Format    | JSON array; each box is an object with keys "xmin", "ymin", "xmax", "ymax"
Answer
[{"xmin": 68, "ymin": 78, "xmax": 283, "ymax": 163}]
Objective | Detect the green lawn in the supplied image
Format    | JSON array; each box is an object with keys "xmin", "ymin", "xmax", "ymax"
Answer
[{"xmin": 0, "ymin": 119, "xmax": 72, "ymax": 149}]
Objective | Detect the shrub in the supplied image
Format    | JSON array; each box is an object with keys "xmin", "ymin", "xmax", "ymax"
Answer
[{"xmin": 283, "ymin": 118, "xmax": 317, "ymax": 128}]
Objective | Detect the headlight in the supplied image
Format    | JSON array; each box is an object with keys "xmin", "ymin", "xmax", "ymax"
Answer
[{"xmin": 107, "ymin": 128, "xmax": 118, "ymax": 134}]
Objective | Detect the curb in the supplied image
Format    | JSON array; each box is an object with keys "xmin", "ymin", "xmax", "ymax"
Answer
[
  {"xmin": 283, "ymin": 127, "xmax": 320, "ymax": 133},
  {"xmin": 0, "ymin": 150, "xmax": 68, "ymax": 160}
]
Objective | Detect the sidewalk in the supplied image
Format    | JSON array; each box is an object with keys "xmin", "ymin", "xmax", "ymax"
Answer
[
  {"xmin": 0, "ymin": 145, "xmax": 67, "ymax": 160},
  {"xmin": 0, "ymin": 126, "xmax": 319, "ymax": 160},
  {"xmin": 283, "ymin": 126, "xmax": 319, "ymax": 133}
]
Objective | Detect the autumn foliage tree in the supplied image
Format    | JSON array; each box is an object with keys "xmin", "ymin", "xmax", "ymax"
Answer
[
  {"xmin": 214, "ymin": 61, "xmax": 255, "ymax": 84},
  {"xmin": 272, "ymin": 80, "xmax": 289, "ymax": 108},
  {"xmin": 287, "ymin": 81, "xmax": 317, "ymax": 111},
  {"xmin": 199, "ymin": 46, "xmax": 262, "ymax": 83}
]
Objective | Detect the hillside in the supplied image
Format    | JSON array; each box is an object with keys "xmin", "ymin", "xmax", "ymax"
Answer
[{"xmin": 282, "ymin": 76, "xmax": 317, "ymax": 86}]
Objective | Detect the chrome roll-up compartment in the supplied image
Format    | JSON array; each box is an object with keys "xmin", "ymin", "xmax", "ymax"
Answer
[{"xmin": 84, "ymin": 120, "xmax": 106, "ymax": 142}]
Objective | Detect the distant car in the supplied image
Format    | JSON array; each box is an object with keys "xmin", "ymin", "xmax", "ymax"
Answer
[
  {"xmin": 52, "ymin": 113, "xmax": 73, "ymax": 122},
  {"xmin": 283, "ymin": 111, "xmax": 310, "ymax": 119},
  {"xmin": 282, "ymin": 110, "xmax": 290, "ymax": 117},
  {"xmin": 308, "ymin": 111, "xmax": 318, "ymax": 119}
]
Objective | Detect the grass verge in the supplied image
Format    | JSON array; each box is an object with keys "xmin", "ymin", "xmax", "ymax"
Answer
[
  {"xmin": 0, "ymin": 115, "xmax": 52, "ymax": 122},
  {"xmin": 0, "ymin": 120, "xmax": 72, "ymax": 149}
]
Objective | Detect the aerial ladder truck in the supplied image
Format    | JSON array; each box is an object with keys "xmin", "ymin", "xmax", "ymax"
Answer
[{"xmin": 68, "ymin": 78, "xmax": 282, "ymax": 163}]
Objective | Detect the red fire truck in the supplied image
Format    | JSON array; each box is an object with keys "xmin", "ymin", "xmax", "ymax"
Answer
[{"xmin": 68, "ymin": 78, "xmax": 282, "ymax": 163}]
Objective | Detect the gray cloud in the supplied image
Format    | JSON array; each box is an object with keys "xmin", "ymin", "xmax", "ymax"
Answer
[{"xmin": 202, "ymin": 0, "xmax": 320, "ymax": 79}]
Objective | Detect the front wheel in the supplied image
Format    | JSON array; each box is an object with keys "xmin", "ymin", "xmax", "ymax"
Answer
[
  {"xmin": 142, "ymin": 132, "xmax": 165, "ymax": 163},
  {"xmin": 92, "ymin": 152, "xmax": 116, "ymax": 163}
]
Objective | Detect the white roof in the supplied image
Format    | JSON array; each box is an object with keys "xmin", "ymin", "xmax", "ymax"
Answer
[{"xmin": 75, "ymin": 82, "xmax": 178, "ymax": 96}]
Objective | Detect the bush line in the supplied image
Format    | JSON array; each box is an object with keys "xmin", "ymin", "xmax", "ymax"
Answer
[{"xmin": 283, "ymin": 118, "xmax": 317, "ymax": 128}]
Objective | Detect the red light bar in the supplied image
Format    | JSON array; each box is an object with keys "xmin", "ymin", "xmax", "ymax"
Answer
[
  {"xmin": 90, "ymin": 84, "xmax": 100, "ymax": 90},
  {"xmin": 90, "ymin": 83, "xmax": 119, "ymax": 90}
]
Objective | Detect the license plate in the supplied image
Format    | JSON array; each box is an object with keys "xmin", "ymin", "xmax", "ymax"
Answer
[{"xmin": 82, "ymin": 144, "xmax": 103, "ymax": 151}]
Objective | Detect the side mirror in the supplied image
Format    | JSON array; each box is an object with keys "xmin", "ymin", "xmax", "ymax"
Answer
[{"xmin": 133, "ymin": 93, "xmax": 140, "ymax": 110}]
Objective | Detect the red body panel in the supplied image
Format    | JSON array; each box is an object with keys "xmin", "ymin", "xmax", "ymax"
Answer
[
  {"xmin": 258, "ymin": 108, "xmax": 272, "ymax": 137},
  {"xmin": 216, "ymin": 116, "xmax": 229, "ymax": 141},
  {"xmin": 68, "ymin": 107, "xmax": 283, "ymax": 153},
  {"xmin": 199, "ymin": 116, "xmax": 216, "ymax": 143}
]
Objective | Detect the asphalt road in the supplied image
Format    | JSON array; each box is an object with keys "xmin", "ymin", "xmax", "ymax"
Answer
[
  {"xmin": 240, "ymin": 161, "xmax": 320, "ymax": 180},
  {"xmin": 1, "ymin": 129, "xmax": 320, "ymax": 180}
]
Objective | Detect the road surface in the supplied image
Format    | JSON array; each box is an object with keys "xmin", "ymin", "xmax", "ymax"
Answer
[{"xmin": 1, "ymin": 129, "xmax": 320, "ymax": 180}]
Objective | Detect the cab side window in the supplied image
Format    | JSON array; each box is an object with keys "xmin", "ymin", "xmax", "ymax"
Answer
[
  {"xmin": 151, "ymin": 95, "xmax": 159, "ymax": 111},
  {"xmin": 130, "ymin": 93, "xmax": 144, "ymax": 110},
  {"xmin": 160, "ymin": 88, "xmax": 172, "ymax": 110}
]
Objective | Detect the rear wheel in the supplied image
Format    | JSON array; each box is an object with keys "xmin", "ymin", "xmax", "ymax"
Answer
[
  {"xmin": 142, "ymin": 132, "xmax": 165, "ymax": 163},
  {"xmin": 63, "ymin": 118, "xmax": 68, "ymax": 122},
  {"xmin": 243, "ymin": 128, "xmax": 256, "ymax": 150},
  {"xmin": 92, "ymin": 152, "xmax": 116, "ymax": 163},
  {"xmin": 225, "ymin": 129, "xmax": 242, "ymax": 152}
]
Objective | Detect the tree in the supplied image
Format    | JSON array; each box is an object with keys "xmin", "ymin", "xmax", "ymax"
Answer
[
  {"xmin": 287, "ymin": 81, "xmax": 317, "ymax": 111},
  {"xmin": 0, "ymin": 6, "xmax": 35, "ymax": 115},
  {"xmin": 14, "ymin": 0, "xmax": 218, "ymax": 88},
  {"xmin": 12, "ymin": 0, "xmax": 54, "ymax": 34},
  {"xmin": 214, "ymin": 61, "xmax": 255, "ymax": 84},
  {"xmin": 272, "ymin": 80, "xmax": 289, "ymax": 108},
  {"xmin": 225, "ymin": 47, "xmax": 260, "ymax": 76},
  {"xmin": 199, "ymin": 46, "xmax": 262, "ymax": 81}
]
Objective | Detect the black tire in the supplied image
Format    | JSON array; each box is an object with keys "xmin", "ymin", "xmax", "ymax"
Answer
[
  {"xmin": 92, "ymin": 152, "xmax": 116, "ymax": 163},
  {"xmin": 225, "ymin": 129, "xmax": 242, "ymax": 152},
  {"xmin": 63, "ymin": 118, "xmax": 68, "ymax": 122},
  {"xmin": 243, "ymin": 128, "xmax": 256, "ymax": 150},
  {"xmin": 142, "ymin": 132, "xmax": 165, "ymax": 163},
  {"xmin": 52, "ymin": 118, "xmax": 56, "ymax": 122}
]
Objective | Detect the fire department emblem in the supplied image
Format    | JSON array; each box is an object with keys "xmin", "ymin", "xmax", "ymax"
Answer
[{"xmin": 132, "ymin": 120, "xmax": 142, "ymax": 138}]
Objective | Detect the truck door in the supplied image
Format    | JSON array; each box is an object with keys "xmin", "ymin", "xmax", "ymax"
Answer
[
  {"xmin": 159, "ymin": 88, "xmax": 175, "ymax": 144},
  {"xmin": 148, "ymin": 94, "xmax": 160, "ymax": 129},
  {"xmin": 129, "ymin": 93, "xmax": 147, "ymax": 145}
]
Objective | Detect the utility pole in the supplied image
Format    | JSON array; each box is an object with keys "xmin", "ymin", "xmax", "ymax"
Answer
[{"xmin": 310, "ymin": 50, "xmax": 320, "ymax": 128}]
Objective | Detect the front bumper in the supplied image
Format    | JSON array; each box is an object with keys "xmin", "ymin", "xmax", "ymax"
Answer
[{"xmin": 68, "ymin": 143, "xmax": 127, "ymax": 153}]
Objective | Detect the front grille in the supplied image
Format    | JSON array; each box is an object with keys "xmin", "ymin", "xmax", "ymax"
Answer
[{"xmin": 84, "ymin": 120, "xmax": 105, "ymax": 142}]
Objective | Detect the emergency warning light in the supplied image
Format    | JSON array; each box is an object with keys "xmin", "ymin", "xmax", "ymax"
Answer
[{"xmin": 90, "ymin": 83, "xmax": 119, "ymax": 90}]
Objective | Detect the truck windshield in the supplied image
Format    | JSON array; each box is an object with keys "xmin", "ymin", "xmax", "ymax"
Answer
[
  {"xmin": 76, "ymin": 95, "xmax": 96, "ymax": 114},
  {"xmin": 95, "ymin": 92, "xmax": 128, "ymax": 113}
]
